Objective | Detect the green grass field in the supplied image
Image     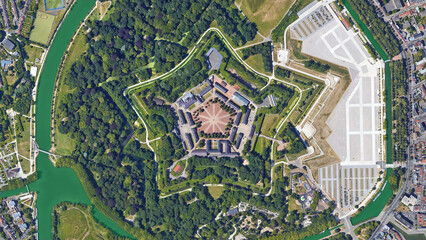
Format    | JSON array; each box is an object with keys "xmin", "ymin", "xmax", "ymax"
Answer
[
  {"xmin": 208, "ymin": 186, "xmax": 225, "ymax": 200},
  {"xmin": 254, "ymin": 137, "xmax": 272, "ymax": 155},
  {"xmin": 45, "ymin": 0, "xmax": 64, "ymax": 10},
  {"xmin": 57, "ymin": 204, "xmax": 122, "ymax": 240},
  {"xmin": 238, "ymin": 0, "xmax": 296, "ymax": 36},
  {"xmin": 30, "ymin": 11, "xmax": 55, "ymax": 45},
  {"xmin": 54, "ymin": 123, "xmax": 75, "ymax": 156},
  {"xmin": 58, "ymin": 208, "xmax": 89, "ymax": 239},
  {"xmin": 24, "ymin": 45, "xmax": 44, "ymax": 63},
  {"xmin": 260, "ymin": 114, "xmax": 279, "ymax": 137},
  {"xmin": 17, "ymin": 118, "xmax": 31, "ymax": 159},
  {"xmin": 244, "ymin": 53, "xmax": 268, "ymax": 74}
]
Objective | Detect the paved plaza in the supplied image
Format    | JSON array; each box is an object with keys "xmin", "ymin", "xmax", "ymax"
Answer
[
  {"xmin": 291, "ymin": 1, "xmax": 385, "ymax": 211},
  {"xmin": 197, "ymin": 102, "xmax": 234, "ymax": 134}
]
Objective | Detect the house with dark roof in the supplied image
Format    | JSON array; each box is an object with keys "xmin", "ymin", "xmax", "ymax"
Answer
[
  {"xmin": 153, "ymin": 97, "xmax": 164, "ymax": 105},
  {"xmin": 177, "ymin": 92, "xmax": 197, "ymax": 109},
  {"xmin": 206, "ymin": 47, "xmax": 223, "ymax": 70},
  {"xmin": 206, "ymin": 140, "xmax": 212, "ymax": 151},
  {"xmin": 221, "ymin": 152, "xmax": 239, "ymax": 158},
  {"xmin": 228, "ymin": 100, "xmax": 240, "ymax": 110},
  {"xmin": 235, "ymin": 133, "xmax": 244, "ymax": 149},
  {"xmin": 196, "ymin": 95, "xmax": 205, "ymax": 103},
  {"xmin": 234, "ymin": 112, "xmax": 242, "ymax": 126},
  {"xmin": 191, "ymin": 149, "xmax": 208, "ymax": 156},
  {"xmin": 232, "ymin": 92, "xmax": 250, "ymax": 106},
  {"xmin": 186, "ymin": 112, "xmax": 195, "ymax": 126},
  {"xmin": 191, "ymin": 127, "xmax": 199, "ymax": 143},
  {"xmin": 243, "ymin": 108, "xmax": 251, "ymax": 125},
  {"xmin": 218, "ymin": 141, "xmax": 224, "ymax": 152},
  {"xmin": 230, "ymin": 127, "xmax": 238, "ymax": 142},
  {"xmin": 249, "ymin": 125, "xmax": 256, "ymax": 139},
  {"xmin": 178, "ymin": 110, "xmax": 187, "ymax": 125},
  {"xmin": 224, "ymin": 141, "xmax": 232, "ymax": 153},
  {"xmin": 215, "ymin": 90, "xmax": 228, "ymax": 102},
  {"xmin": 215, "ymin": 82, "xmax": 228, "ymax": 93},
  {"xmin": 199, "ymin": 84, "xmax": 213, "ymax": 97},
  {"xmin": 186, "ymin": 133, "xmax": 194, "ymax": 149},
  {"xmin": 184, "ymin": 98, "xmax": 196, "ymax": 109},
  {"xmin": 395, "ymin": 213, "xmax": 413, "ymax": 229},
  {"xmin": 1, "ymin": 38, "xmax": 15, "ymax": 51}
]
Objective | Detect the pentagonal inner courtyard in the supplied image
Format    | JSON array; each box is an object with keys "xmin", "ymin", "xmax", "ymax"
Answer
[
  {"xmin": 195, "ymin": 99, "xmax": 235, "ymax": 136},
  {"xmin": 173, "ymin": 75, "xmax": 256, "ymax": 157}
]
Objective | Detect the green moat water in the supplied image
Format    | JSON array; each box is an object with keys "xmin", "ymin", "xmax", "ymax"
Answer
[{"xmin": 1, "ymin": 0, "xmax": 132, "ymax": 239}]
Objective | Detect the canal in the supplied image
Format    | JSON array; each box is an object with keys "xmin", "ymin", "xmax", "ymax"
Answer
[{"xmin": 1, "ymin": 0, "xmax": 132, "ymax": 239}]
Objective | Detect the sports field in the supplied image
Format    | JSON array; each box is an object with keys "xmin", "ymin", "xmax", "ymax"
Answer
[
  {"xmin": 237, "ymin": 0, "xmax": 296, "ymax": 36},
  {"xmin": 30, "ymin": 11, "xmax": 55, "ymax": 45},
  {"xmin": 45, "ymin": 0, "xmax": 65, "ymax": 10}
]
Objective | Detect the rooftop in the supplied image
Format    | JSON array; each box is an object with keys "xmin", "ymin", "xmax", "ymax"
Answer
[
  {"xmin": 206, "ymin": 47, "xmax": 223, "ymax": 70},
  {"xmin": 1, "ymin": 38, "xmax": 15, "ymax": 51}
]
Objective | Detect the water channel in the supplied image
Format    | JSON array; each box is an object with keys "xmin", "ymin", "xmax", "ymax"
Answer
[{"xmin": 1, "ymin": 0, "xmax": 132, "ymax": 239}]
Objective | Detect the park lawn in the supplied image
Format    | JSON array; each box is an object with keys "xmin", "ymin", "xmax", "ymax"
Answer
[
  {"xmin": 208, "ymin": 186, "xmax": 225, "ymax": 200},
  {"xmin": 254, "ymin": 137, "xmax": 271, "ymax": 155},
  {"xmin": 17, "ymin": 118, "xmax": 31, "ymax": 159},
  {"xmin": 29, "ymin": 11, "xmax": 55, "ymax": 45},
  {"xmin": 238, "ymin": 0, "xmax": 296, "ymax": 36},
  {"xmin": 59, "ymin": 27, "xmax": 88, "ymax": 82},
  {"xmin": 5, "ymin": 73, "xmax": 18, "ymax": 85},
  {"xmin": 54, "ymin": 124, "xmax": 75, "ymax": 156},
  {"xmin": 45, "ymin": 0, "xmax": 64, "ymax": 10},
  {"xmin": 289, "ymin": 197, "xmax": 302, "ymax": 212},
  {"xmin": 260, "ymin": 114, "xmax": 279, "ymax": 137},
  {"xmin": 57, "ymin": 205, "xmax": 119, "ymax": 240},
  {"xmin": 53, "ymin": 28, "xmax": 87, "ymax": 156},
  {"xmin": 58, "ymin": 208, "xmax": 88, "ymax": 239},
  {"xmin": 244, "ymin": 53, "xmax": 269, "ymax": 74},
  {"xmin": 24, "ymin": 45, "xmax": 44, "ymax": 63}
]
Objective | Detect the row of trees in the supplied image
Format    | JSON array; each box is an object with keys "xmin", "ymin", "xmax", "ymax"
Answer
[
  {"xmin": 346, "ymin": 0, "xmax": 400, "ymax": 57},
  {"xmin": 303, "ymin": 60, "xmax": 330, "ymax": 73},
  {"xmin": 390, "ymin": 60, "xmax": 409, "ymax": 162}
]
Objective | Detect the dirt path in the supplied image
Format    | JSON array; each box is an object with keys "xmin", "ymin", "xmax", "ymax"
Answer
[{"xmin": 68, "ymin": 207, "xmax": 91, "ymax": 240}]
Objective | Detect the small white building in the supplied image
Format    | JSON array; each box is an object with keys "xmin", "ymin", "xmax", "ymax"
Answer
[
  {"xmin": 401, "ymin": 194, "xmax": 417, "ymax": 211},
  {"xmin": 30, "ymin": 66, "xmax": 37, "ymax": 77}
]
